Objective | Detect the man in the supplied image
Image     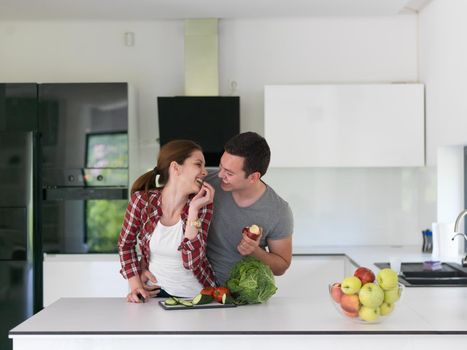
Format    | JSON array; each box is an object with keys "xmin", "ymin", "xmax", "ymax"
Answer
[{"xmin": 206, "ymin": 132, "xmax": 294, "ymax": 285}]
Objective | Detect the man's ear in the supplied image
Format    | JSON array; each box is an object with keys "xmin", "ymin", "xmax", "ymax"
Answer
[{"xmin": 248, "ymin": 171, "xmax": 261, "ymax": 183}]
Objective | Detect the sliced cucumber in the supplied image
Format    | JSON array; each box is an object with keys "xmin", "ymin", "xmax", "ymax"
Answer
[
  {"xmin": 192, "ymin": 293, "xmax": 214, "ymax": 305},
  {"xmin": 221, "ymin": 294, "xmax": 235, "ymax": 305},
  {"xmin": 179, "ymin": 299, "xmax": 194, "ymax": 307},
  {"xmin": 164, "ymin": 297, "xmax": 179, "ymax": 306}
]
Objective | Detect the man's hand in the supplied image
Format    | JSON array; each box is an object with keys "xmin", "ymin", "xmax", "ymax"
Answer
[{"xmin": 237, "ymin": 228, "xmax": 263, "ymax": 256}]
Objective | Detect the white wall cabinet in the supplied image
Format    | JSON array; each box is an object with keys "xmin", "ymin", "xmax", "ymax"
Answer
[{"xmin": 265, "ymin": 84, "xmax": 424, "ymax": 167}]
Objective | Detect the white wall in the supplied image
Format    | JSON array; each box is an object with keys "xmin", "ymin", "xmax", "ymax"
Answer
[
  {"xmin": 0, "ymin": 20, "xmax": 185, "ymax": 177},
  {"xmin": 0, "ymin": 16, "xmax": 436, "ymax": 246},
  {"xmin": 220, "ymin": 17, "xmax": 436, "ymax": 246},
  {"xmin": 420, "ymin": 0, "xmax": 467, "ymax": 166},
  {"xmin": 419, "ymin": 0, "xmax": 467, "ymax": 225},
  {"xmin": 219, "ymin": 17, "xmax": 419, "ymax": 132}
]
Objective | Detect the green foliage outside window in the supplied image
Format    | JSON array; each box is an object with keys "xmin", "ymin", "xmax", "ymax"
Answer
[
  {"xmin": 86, "ymin": 199, "xmax": 127, "ymax": 253},
  {"xmin": 85, "ymin": 132, "xmax": 129, "ymax": 253}
]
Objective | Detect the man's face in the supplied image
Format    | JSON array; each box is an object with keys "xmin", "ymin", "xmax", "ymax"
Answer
[{"xmin": 218, "ymin": 152, "xmax": 251, "ymax": 192}]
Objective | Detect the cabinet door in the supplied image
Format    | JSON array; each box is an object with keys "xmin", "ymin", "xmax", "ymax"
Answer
[
  {"xmin": 43, "ymin": 254, "xmax": 128, "ymax": 307},
  {"xmin": 265, "ymin": 84, "xmax": 424, "ymax": 167}
]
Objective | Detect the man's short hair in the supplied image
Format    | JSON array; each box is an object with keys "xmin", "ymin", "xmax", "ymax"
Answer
[{"xmin": 224, "ymin": 132, "xmax": 271, "ymax": 177}]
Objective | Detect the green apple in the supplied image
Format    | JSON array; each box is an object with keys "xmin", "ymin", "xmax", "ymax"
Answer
[
  {"xmin": 376, "ymin": 268, "xmax": 398, "ymax": 291},
  {"xmin": 358, "ymin": 283, "xmax": 384, "ymax": 308},
  {"xmin": 380, "ymin": 302, "xmax": 395, "ymax": 316},
  {"xmin": 341, "ymin": 276, "xmax": 362, "ymax": 295},
  {"xmin": 384, "ymin": 286, "xmax": 401, "ymax": 304},
  {"xmin": 359, "ymin": 306, "xmax": 380, "ymax": 322}
]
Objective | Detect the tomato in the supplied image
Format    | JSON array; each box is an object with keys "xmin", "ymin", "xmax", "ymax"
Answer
[
  {"xmin": 200, "ymin": 287, "xmax": 215, "ymax": 296},
  {"xmin": 213, "ymin": 286, "xmax": 230, "ymax": 303}
]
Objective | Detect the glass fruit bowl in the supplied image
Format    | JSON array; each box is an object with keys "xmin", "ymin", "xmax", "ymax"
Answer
[{"xmin": 328, "ymin": 282, "xmax": 404, "ymax": 324}]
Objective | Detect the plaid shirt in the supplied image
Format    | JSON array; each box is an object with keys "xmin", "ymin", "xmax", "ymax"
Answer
[{"xmin": 118, "ymin": 189, "xmax": 217, "ymax": 287}]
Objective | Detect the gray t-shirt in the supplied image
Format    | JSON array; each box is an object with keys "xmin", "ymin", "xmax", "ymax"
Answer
[{"xmin": 206, "ymin": 172, "xmax": 294, "ymax": 285}]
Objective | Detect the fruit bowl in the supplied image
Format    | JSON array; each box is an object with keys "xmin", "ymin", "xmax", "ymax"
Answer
[{"xmin": 328, "ymin": 282, "xmax": 404, "ymax": 324}]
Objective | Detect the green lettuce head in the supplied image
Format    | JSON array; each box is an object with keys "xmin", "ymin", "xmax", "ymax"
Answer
[{"xmin": 226, "ymin": 256, "xmax": 278, "ymax": 304}]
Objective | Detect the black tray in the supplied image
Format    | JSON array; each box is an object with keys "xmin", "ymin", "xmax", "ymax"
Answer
[{"xmin": 158, "ymin": 300, "xmax": 237, "ymax": 310}]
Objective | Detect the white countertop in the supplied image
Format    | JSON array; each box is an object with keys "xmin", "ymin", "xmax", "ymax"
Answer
[
  {"xmin": 10, "ymin": 246, "xmax": 467, "ymax": 336},
  {"xmin": 292, "ymin": 244, "xmax": 458, "ymax": 267}
]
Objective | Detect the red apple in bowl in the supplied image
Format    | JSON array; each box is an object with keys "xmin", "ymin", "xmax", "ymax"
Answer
[
  {"xmin": 354, "ymin": 267, "xmax": 375, "ymax": 285},
  {"xmin": 340, "ymin": 294, "xmax": 360, "ymax": 314},
  {"xmin": 330, "ymin": 282, "xmax": 343, "ymax": 303},
  {"xmin": 242, "ymin": 224, "xmax": 261, "ymax": 240},
  {"xmin": 343, "ymin": 309, "xmax": 359, "ymax": 318}
]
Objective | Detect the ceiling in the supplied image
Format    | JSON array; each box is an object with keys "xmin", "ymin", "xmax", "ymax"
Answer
[{"xmin": 0, "ymin": 0, "xmax": 432, "ymax": 20}]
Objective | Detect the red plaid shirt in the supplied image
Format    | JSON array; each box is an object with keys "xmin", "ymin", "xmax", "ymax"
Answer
[{"xmin": 118, "ymin": 189, "xmax": 217, "ymax": 287}]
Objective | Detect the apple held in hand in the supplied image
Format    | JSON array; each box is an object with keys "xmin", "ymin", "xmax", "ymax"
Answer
[
  {"xmin": 377, "ymin": 268, "xmax": 399, "ymax": 291},
  {"xmin": 340, "ymin": 294, "xmax": 360, "ymax": 313},
  {"xmin": 242, "ymin": 224, "xmax": 261, "ymax": 241},
  {"xmin": 341, "ymin": 276, "xmax": 362, "ymax": 295},
  {"xmin": 354, "ymin": 267, "xmax": 376, "ymax": 285},
  {"xmin": 358, "ymin": 282, "xmax": 384, "ymax": 308},
  {"xmin": 330, "ymin": 282, "xmax": 343, "ymax": 303}
]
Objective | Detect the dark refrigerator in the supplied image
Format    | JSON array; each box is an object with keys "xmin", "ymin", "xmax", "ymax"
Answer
[
  {"xmin": 0, "ymin": 83, "xmax": 41, "ymax": 350},
  {"xmin": 1, "ymin": 82, "xmax": 129, "ymax": 350}
]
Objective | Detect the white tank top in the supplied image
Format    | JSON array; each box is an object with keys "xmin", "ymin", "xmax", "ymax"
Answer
[{"xmin": 148, "ymin": 219, "xmax": 202, "ymax": 298}]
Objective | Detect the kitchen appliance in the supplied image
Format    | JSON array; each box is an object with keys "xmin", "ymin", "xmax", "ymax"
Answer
[
  {"xmin": 39, "ymin": 83, "xmax": 129, "ymax": 254},
  {"xmin": 1, "ymin": 82, "xmax": 130, "ymax": 350},
  {"xmin": 0, "ymin": 83, "xmax": 40, "ymax": 350},
  {"xmin": 374, "ymin": 262, "xmax": 467, "ymax": 287},
  {"xmin": 157, "ymin": 96, "xmax": 240, "ymax": 166}
]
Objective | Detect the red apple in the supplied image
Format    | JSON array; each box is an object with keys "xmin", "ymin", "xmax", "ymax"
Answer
[
  {"xmin": 242, "ymin": 224, "xmax": 261, "ymax": 241},
  {"xmin": 343, "ymin": 309, "xmax": 359, "ymax": 318},
  {"xmin": 354, "ymin": 267, "xmax": 375, "ymax": 285},
  {"xmin": 340, "ymin": 294, "xmax": 360, "ymax": 313},
  {"xmin": 330, "ymin": 282, "xmax": 343, "ymax": 303}
]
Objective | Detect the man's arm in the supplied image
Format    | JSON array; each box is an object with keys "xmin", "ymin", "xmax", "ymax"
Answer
[{"xmin": 238, "ymin": 235, "xmax": 292, "ymax": 276}]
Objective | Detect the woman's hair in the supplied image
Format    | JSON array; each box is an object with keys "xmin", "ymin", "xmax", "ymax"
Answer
[{"xmin": 131, "ymin": 139, "xmax": 203, "ymax": 195}]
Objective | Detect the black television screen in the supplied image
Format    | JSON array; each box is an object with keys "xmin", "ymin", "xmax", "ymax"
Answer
[{"xmin": 157, "ymin": 96, "xmax": 240, "ymax": 166}]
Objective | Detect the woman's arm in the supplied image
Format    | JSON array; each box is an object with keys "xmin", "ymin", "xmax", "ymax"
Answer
[
  {"xmin": 179, "ymin": 203, "xmax": 213, "ymax": 269},
  {"xmin": 118, "ymin": 193, "xmax": 144, "ymax": 280},
  {"xmin": 179, "ymin": 182, "xmax": 215, "ymax": 270}
]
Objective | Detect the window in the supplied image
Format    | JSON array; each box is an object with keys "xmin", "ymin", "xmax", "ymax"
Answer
[{"xmin": 85, "ymin": 132, "xmax": 128, "ymax": 253}]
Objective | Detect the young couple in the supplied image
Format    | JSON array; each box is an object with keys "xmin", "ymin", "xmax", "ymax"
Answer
[{"xmin": 118, "ymin": 132, "xmax": 294, "ymax": 302}]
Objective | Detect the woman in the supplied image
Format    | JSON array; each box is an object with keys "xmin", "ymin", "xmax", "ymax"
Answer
[{"xmin": 118, "ymin": 140, "xmax": 217, "ymax": 303}]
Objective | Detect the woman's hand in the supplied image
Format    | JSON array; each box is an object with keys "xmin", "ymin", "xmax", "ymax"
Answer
[
  {"xmin": 127, "ymin": 288, "xmax": 148, "ymax": 303},
  {"xmin": 140, "ymin": 270, "xmax": 161, "ymax": 298},
  {"xmin": 189, "ymin": 181, "xmax": 215, "ymax": 212},
  {"xmin": 127, "ymin": 275, "xmax": 152, "ymax": 303}
]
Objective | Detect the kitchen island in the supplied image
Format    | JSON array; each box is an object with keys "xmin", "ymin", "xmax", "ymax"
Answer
[{"xmin": 10, "ymin": 247, "xmax": 467, "ymax": 350}]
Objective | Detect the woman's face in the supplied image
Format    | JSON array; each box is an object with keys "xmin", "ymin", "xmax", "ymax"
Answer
[{"xmin": 177, "ymin": 150, "xmax": 207, "ymax": 194}]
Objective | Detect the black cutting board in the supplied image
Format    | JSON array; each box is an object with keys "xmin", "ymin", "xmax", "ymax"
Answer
[{"xmin": 158, "ymin": 300, "xmax": 237, "ymax": 310}]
